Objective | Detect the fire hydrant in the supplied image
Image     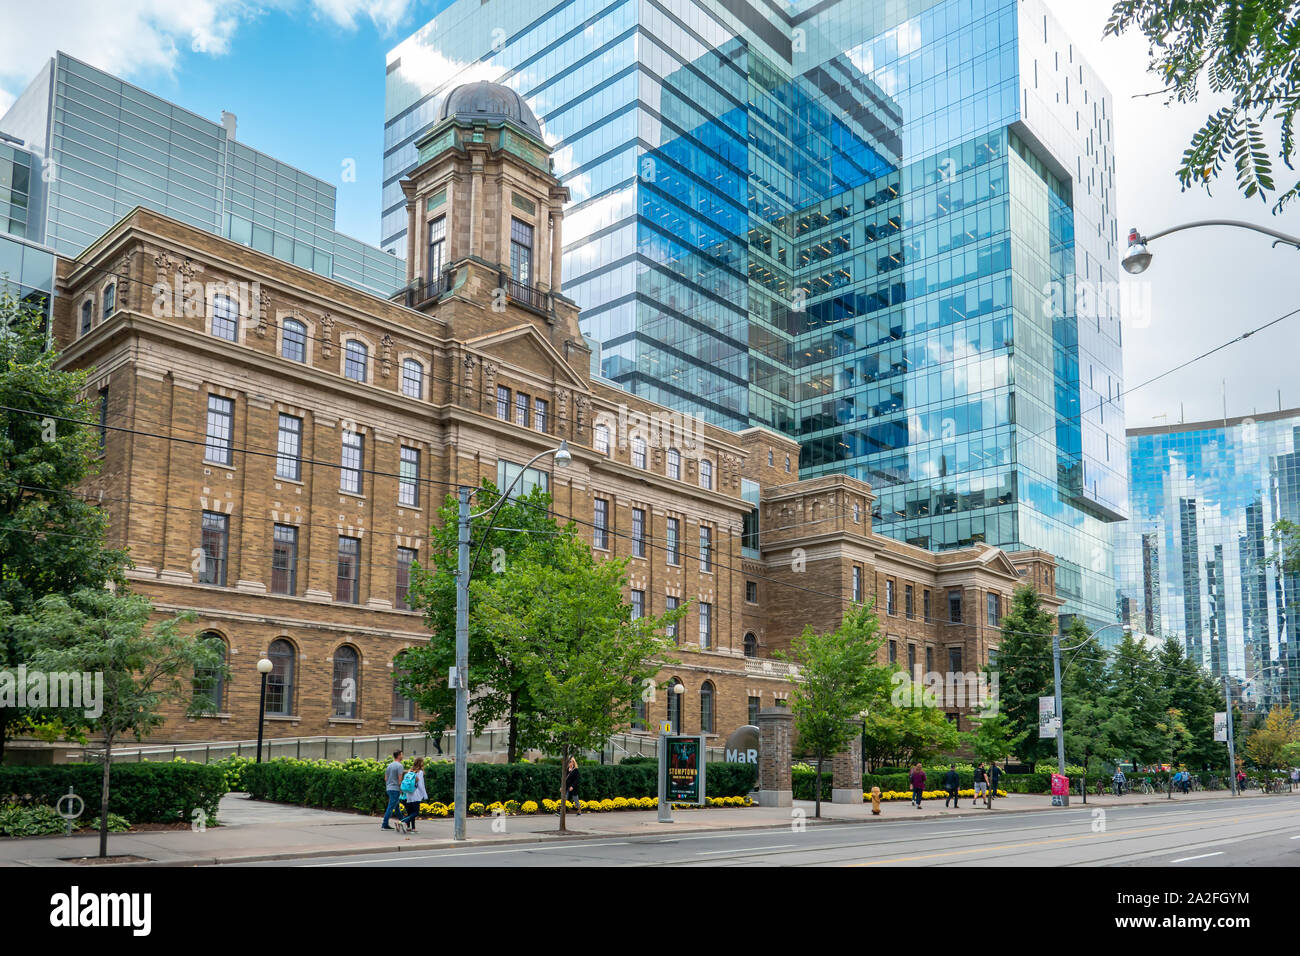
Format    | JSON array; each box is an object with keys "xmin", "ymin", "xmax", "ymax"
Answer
[{"xmin": 870, "ymin": 786, "xmax": 882, "ymax": 815}]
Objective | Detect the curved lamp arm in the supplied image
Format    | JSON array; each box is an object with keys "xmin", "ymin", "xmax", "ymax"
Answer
[
  {"xmin": 464, "ymin": 440, "xmax": 571, "ymax": 577},
  {"xmin": 1136, "ymin": 220, "xmax": 1300, "ymax": 248}
]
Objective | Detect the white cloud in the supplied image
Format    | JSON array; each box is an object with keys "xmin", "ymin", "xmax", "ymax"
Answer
[{"xmin": 310, "ymin": 0, "xmax": 415, "ymax": 33}]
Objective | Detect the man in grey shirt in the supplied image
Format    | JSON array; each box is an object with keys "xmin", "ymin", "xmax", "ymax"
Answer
[{"xmin": 382, "ymin": 750, "xmax": 405, "ymax": 829}]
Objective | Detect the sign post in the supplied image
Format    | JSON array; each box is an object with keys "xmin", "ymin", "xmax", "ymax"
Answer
[{"xmin": 658, "ymin": 732, "xmax": 706, "ymax": 823}]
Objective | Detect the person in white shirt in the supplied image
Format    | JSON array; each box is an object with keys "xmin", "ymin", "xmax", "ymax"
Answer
[{"xmin": 399, "ymin": 757, "xmax": 427, "ymax": 833}]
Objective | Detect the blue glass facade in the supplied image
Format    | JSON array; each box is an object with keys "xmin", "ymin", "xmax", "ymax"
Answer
[
  {"xmin": 0, "ymin": 138, "xmax": 56, "ymax": 318},
  {"xmin": 383, "ymin": 0, "xmax": 1125, "ymax": 624},
  {"xmin": 1116, "ymin": 411, "xmax": 1300, "ymax": 709},
  {"xmin": 1, "ymin": 53, "xmax": 405, "ymax": 298}
]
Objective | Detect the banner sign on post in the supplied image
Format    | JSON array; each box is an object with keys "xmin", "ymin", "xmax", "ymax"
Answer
[
  {"xmin": 664, "ymin": 735, "xmax": 706, "ymax": 805},
  {"xmin": 1214, "ymin": 712, "xmax": 1228, "ymax": 742},
  {"xmin": 1050, "ymin": 773, "xmax": 1069, "ymax": 807},
  {"xmin": 1038, "ymin": 697, "xmax": 1057, "ymax": 738}
]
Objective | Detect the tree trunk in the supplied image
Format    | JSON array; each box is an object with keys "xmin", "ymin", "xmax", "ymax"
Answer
[
  {"xmin": 814, "ymin": 753, "xmax": 823, "ymax": 818},
  {"xmin": 1081, "ymin": 757, "xmax": 1088, "ymax": 804},
  {"xmin": 558, "ymin": 744, "xmax": 568, "ymax": 833},
  {"xmin": 507, "ymin": 690, "xmax": 519, "ymax": 764},
  {"xmin": 99, "ymin": 734, "xmax": 113, "ymax": 858},
  {"xmin": 0, "ymin": 711, "xmax": 8, "ymax": 765}
]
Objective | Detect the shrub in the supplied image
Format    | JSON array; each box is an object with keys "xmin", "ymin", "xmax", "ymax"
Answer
[
  {"xmin": 0, "ymin": 762, "xmax": 226, "ymax": 824},
  {"xmin": 0, "ymin": 804, "xmax": 65, "ymax": 837}
]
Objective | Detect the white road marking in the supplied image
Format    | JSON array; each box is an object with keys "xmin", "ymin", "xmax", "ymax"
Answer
[
  {"xmin": 306, "ymin": 841, "xmax": 633, "ymax": 865},
  {"xmin": 1170, "ymin": 851, "xmax": 1224, "ymax": 863},
  {"xmin": 696, "ymin": 844, "xmax": 796, "ymax": 855}
]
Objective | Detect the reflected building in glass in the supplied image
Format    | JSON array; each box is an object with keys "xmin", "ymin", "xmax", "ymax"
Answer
[
  {"xmin": 2, "ymin": 52, "xmax": 405, "ymax": 297},
  {"xmin": 0, "ymin": 133, "xmax": 56, "ymax": 317},
  {"xmin": 383, "ymin": 0, "xmax": 1126, "ymax": 625},
  {"xmin": 1115, "ymin": 410, "xmax": 1300, "ymax": 710}
]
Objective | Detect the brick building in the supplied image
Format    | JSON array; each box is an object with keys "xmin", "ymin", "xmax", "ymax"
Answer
[{"xmin": 49, "ymin": 83, "xmax": 1059, "ymax": 747}]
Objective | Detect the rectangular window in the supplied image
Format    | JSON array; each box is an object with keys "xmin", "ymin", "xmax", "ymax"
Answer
[
  {"xmin": 102, "ymin": 284, "xmax": 115, "ymax": 318},
  {"xmin": 496, "ymin": 459, "xmax": 549, "ymax": 500},
  {"xmin": 275, "ymin": 414, "xmax": 301, "ymax": 480},
  {"xmin": 905, "ymin": 585, "xmax": 915, "ymax": 619},
  {"xmin": 199, "ymin": 512, "xmax": 228, "ymax": 586},
  {"xmin": 399, "ymin": 446, "xmax": 420, "ymax": 507},
  {"xmin": 427, "ymin": 215, "xmax": 446, "ymax": 280},
  {"xmin": 496, "ymin": 385, "xmax": 510, "ymax": 420},
  {"xmin": 80, "ymin": 300, "xmax": 92, "ymax": 335},
  {"xmin": 949, "ymin": 589, "xmax": 963, "ymax": 624},
  {"xmin": 631, "ymin": 589, "xmax": 644, "ymax": 620},
  {"xmin": 748, "ymin": 696, "xmax": 760, "ymax": 725},
  {"xmin": 533, "ymin": 397, "xmax": 548, "ymax": 433},
  {"xmin": 667, "ymin": 448, "xmax": 680, "ymax": 480},
  {"xmin": 699, "ymin": 525, "xmax": 712, "ymax": 573},
  {"xmin": 510, "ymin": 217, "xmax": 534, "ymax": 284},
  {"xmin": 204, "ymin": 395, "xmax": 234, "ymax": 465},
  {"xmin": 746, "ymin": 581, "xmax": 758, "ymax": 603},
  {"xmin": 907, "ymin": 644, "xmax": 916, "ymax": 673},
  {"xmin": 742, "ymin": 508, "xmax": 759, "ymax": 551},
  {"xmin": 926, "ymin": 646, "xmax": 933, "ymax": 672},
  {"xmin": 886, "ymin": 580, "xmax": 896, "ymax": 614},
  {"xmin": 515, "ymin": 392, "xmax": 529, "ymax": 426},
  {"xmin": 666, "ymin": 596, "xmax": 680, "ymax": 643},
  {"xmin": 281, "ymin": 320, "xmax": 306, "ymax": 362},
  {"xmin": 699, "ymin": 602, "xmax": 712, "ymax": 649},
  {"xmin": 340, "ymin": 430, "xmax": 364, "ymax": 494},
  {"xmin": 271, "ymin": 524, "xmax": 298, "ymax": 595},
  {"xmin": 852, "ymin": 566, "xmax": 862, "ymax": 603},
  {"xmin": 924, "ymin": 590, "xmax": 932, "ymax": 622},
  {"xmin": 632, "ymin": 508, "xmax": 646, "ymax": 558},
  {"xmin": 666, "ymin": 517, "xmax": 680, "ymax": 565},
  {"xmin": 401, "ymin": 360, "xmax": 423, "ymax": 399},
  {"xmin": 211, "ymin": 294, "xmax": 238, "ymax": 341},
  {"xmin": 631, "ymin": 437, "xmax": 647, "ymax": 469},
  {"xmin": 396, "ymin": 547, "xmax": 417, "ymax": 610},
  {"xmin": 888, "ymin": 639, "xmax": 897, "ymax": 664},
  {"xmin": 700, "ymin": 459, "xmax": 713, "ymax": 490},
  {"xmin": 98, "ymin": 388, "xmax": 108, "ymax": 451},
  {"xmin": 593, "ymin": 498, "xmax": 609, "ymax": 550},
  {"xmin": 336, "ymin": 536, "xmax": 360, "ymax": 603},
  {"xmin": 948, "ymin": 647, "xmax": 963, "ymax": 673},
  {"xmin": 594, "ymin": 423, "xmax": 610, "ymax": 455},
  {"xmin": 987, "ymin": 592, "xmax": 1001, "ymax": 627}
]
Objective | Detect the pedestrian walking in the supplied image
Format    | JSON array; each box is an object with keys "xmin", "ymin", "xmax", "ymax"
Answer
[
  {"xmin": 1236, "ymin": 770, "xmax": 1246, "ymax": 792},
  {"xmin": 943, "ymin": 764, "xmax": 959, "ymax": 808},
  {"xmin": 1112, "ymin": 767, "xmax": 1127, "ymax": 796},
  {"xmin": 399, "ymin": 757, "xmax": 427, "ymax": 833},
  {"xmin": 1290, "ymin": 767, "xmax": 1298, "ymax": 791},
  {"xmin": 566, "ymin": 756, "xmax": 582, "ymax": 815},
  {"xmin": 988, "ymin": 762, "xmax": 1003, "ymax": 808},
  {"xmin": 972, "ymin": 762, "xmax": 988, "ymax": 807},
  {"xmin": 909, "ymin": 764, "xmax": 926, "ymax": 808},
  {"xmin": 381, "ymin": 749, "xmax": 405, "ymax": 830}
]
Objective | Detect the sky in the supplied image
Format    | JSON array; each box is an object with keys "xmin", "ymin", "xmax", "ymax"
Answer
[{"xmin": 1, "ymin": 0, "xmax": 1296, "ymax": 429}]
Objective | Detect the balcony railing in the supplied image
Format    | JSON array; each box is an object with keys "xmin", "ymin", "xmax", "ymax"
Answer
[
  {"xmin": 501, "ymin": 272, "xmax": 551, "ymax": 314},
  {"xmin": 390, "ymin": 267, "xmax": 455, "ymax": 309}
]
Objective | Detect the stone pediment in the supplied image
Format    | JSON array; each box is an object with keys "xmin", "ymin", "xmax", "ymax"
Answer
[
  {"xmin": 464, "ymin": 323, "xmax": 588, "ymax": 390},
  {"xmin": 975, "ymin": 545, "xmax": 1020, "ymax": 578}
]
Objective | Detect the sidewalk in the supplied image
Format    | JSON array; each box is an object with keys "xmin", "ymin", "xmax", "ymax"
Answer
[{"xmin": 0, "ymin": 787, "xmax": 1279, "ymax": 866}]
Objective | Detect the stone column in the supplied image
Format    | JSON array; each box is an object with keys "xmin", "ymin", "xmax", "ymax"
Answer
[
  {"xmin": 832, "ymin": 719, "xmax": 864, "ymax": 803},
  {"xmin": 757, "ymin": 707, "xmax": 794, "ymax": 807},
  {"xmin": 550, "ymin": 207, "xmax": 564, "ymax": 292}
]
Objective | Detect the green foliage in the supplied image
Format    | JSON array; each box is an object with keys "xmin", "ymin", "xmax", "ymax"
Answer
[
  {"xmin": 1242, "ymin": 705, "xmax": 1300, "ymax": 773},
  {"xmin": 964, "ymin": 711, "xmax": 1027, "ymax": 765},
  {"xmin": 995, "ymin": 585, "xmax": 1057, "ymax": 766},
  {"xmin": 1105, "ymin": 0, "xmax": 1300, "ymax": 211},
  {"xmin": 1109, "ymin": 632, "xmax": 1171, "ymax": 766},
  {"xmin": 0, "ymin": 803, "xmax": 66, "ymax": 837},
  {"xmin": 1061, "ymin": 617, "xmax": 1124, "ymax": 775},
  {"xmin": 241, "ymin": 757, "xmax": 755, "ymax": 812},
  {"xmin": 0, "ymin": 761, "xmax": 226, "ymax": 823}
]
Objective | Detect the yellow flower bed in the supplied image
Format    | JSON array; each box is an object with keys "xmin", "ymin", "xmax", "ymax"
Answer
[
  {"xmin": 865, "ymin": 789, "xmax": 1008, "ymax": 802},
  {"xmin": 418, "ymin": 795, "xmax": 753, "ymax": 816}
]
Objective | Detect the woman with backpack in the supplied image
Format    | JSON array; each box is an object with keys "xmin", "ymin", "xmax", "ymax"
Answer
[{"xmin": 399, "ymin": 757, "xmax": 427, "ymax": 833}]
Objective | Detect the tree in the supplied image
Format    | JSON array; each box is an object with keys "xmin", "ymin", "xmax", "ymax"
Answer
[
  {"xmin": 1109, "ymin": 632, "xmax": 1171, "ymax": 767},
  {"xmin": 474, "ymin": 532, "xmax": 680, "ymax": 832},
  {"xmin": 13, "ymin": 589, "xmax": 223, "ymax": 856},
  {"xmin": 777, "ymin": 601, "xmax": 884, "ymax": 817},
  {"xmin": 1242, "ymin": 705, "xmax": 1300, "ymax": 784},
  {"xmin": 861, "ymin": 674, "xmax": 961, "ymax": 771},
  {"xmin": 965, "ymin": 711, "xmax": 1028, "ymax": 768},
  {"xmin": 995, "ymin": 585, "xmax": 1058, "ymax": 766},
  {"xmin": 396, "ymin": 481, "xmax": 565, "ymax": 762},
  {"xmin": 1061, "ymin": 619, "xmax": 1123, "ymax": 797},
  {"xmin": 1156, "ymin": 637, "xmax": 1221, "ymax": 770},
  {"xmin": 1105, "ymin": 0, "xmax": 1300, "ymax": 211},
  {"xmin": 0, "ymin": 291, "xmax": 129, "ymax": 760}
]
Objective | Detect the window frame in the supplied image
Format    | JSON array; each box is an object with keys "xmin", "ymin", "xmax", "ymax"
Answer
[
  {"xmin": 271, "ymin": 523, "xmax": 298, "ymax": 595},
  {"xmin": 593, "ymin": 497, "xmax": 609, "ymax": 550},
  {"xmin": 343, "ymin": 339, "xmax": 369, "ymax": 383},
  {"xmin": 281, "ymin": 318, "xmax": 307, "ymax": 362},
  {"xmin": 401, "ymin": 358, "xmax": 424, "ymax": 399},
  {"xmin": 275, "ymin": 413, "xmax": 302, "ymax": 480},
  {"xmin": 398, "ymin": 446, "xmax": 420, "ymax": 507},
  {"xmin": 340, "ymin": 429, "xmax": 364, "ymax": 495},
  {"xmin": 204, "ymin": 394, "xmax": 234, "ymax": 465},
  {"xmin": 198, "ymin": 511, "xmax": 229, "ymax": 586},
  {"xmin": 211, "ymin": 293, "xmax": 239, "ymax": 341},
  {"xmin": 336, "ymin": 535, "xmax": 361, "ymax": 603}
]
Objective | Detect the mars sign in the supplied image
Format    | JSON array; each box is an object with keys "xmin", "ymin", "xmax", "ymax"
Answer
[{"xmin": 724, "ymin": 724, "xmax": 759, "ymax": 764}]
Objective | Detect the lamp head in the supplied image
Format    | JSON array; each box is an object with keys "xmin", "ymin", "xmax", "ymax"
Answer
[
  {"xmin": 257, "ymin": 657, "xmax": 273, "ymax": 674},
  {"xmin": 1122, "ymin": 228, "xmax": 1152, "ymax": 274},
  {"xmin": 673, "ymin": 682, "xmax": 684, "ymax": 695},
  {"xmin": 553, "ymin": 439, "xmax": 572, "ymax": 468}
]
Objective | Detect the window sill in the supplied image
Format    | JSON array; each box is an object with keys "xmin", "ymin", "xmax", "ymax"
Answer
[
  {"xmin": 328, "ymin": 718, "xmax": 364, "ymax": 726},
  {"xmin": 265, "ymin": 715, "xmax": 301, "ymax": 722},
  {"xmin": 189, "ymin": 713, "xmax": 232, "ymax": 720},
  {"xmin": 389, "ymin": 720, "xmax": 421, "ymax": 728},
  {"xmin": 338, "ymin": 490, "xmax": 366, "ymax": 501},
  {"xmin": 204, "ymin": 460, "xmax": 236, "ymax": 471},
  {"xmin": 275, "ymin": 476, "xmax": 305, "ymax": 487}
]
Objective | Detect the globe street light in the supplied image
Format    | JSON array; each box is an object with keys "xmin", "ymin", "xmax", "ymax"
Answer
[
  {"xmin": 1123, "ymin": 220, "xmax": 1300, "ymax": 275},
  {"xmin": 255, "ymin": 657, "xmax": 273, "ymax": 763},
  {"xmin": 452, "ymin": 440, "xmax": 571, "ymax": 841}
]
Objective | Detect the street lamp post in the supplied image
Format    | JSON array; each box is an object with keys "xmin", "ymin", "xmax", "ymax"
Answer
[
  {"xmin": 1052, "ymin": 622, "xmax": 1130, "ymax": 803},
  {"xmin": 452, "ymin": 440, "xmax": 572, "ymax": 842},
  {"xmin": 1123, "ymin": 220, "xmax": 1300, "ymax": 274},
  {"xmin": 255, "ymin": 657, "xmax": 272, "ymax": 763}
]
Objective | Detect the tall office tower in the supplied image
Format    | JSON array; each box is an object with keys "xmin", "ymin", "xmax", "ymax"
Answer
[
  {"xmin": 0, "ymin": 133, "xmax": 56, "ymax": 313},
  {"xmin": 384, "ymin": 0, "xmax": 1126, "ymax": 624},
  {"xmin": 1115, "ymin": 409, "xmax": 1300, "ymax": 710},
  {"xmin": 2, "ymin": 52, "xmax": 405, "ymax": 298}
]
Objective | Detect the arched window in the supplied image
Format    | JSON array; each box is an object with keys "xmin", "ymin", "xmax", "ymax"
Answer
[
  {"xmin": 211, "ymin": 294, "xmax": 238, "ymax": 341},
  {"xmin": 392, "ymin": 667, "xmax": 416, "ymax": 721},
  {"xmin": 631, "ymin": 435, "xmax": 647, "ymax": 469},
  {"xmin": 193, "ymin": 633, "xmax": 226, "ymax": 714},
  {"xmin": 744, "ymin": 633, "xmax": 758, "ymax": 658},
  {"xmin": 401, "ymin": 358, "xmax": 424, "ymax": 399},
  {"xmin": 102, "ymin": 283, "xmax": 116, "ymax": 319},
  {"xmin": 667, "ymin": 447, "xmax": 681, "ymax": 480},
  {"xmin": 667, "ymin": 678, "xmax": 683, "ymax": 734},
  {"xmin": 266, "ymin": 639, "xmax": 295, "ymax": 716},
  {"xmin": 594, "ymin": 423, "xmax": 610, "ymax": 455},
  {"xmin": 344, "ymin": 340, "xmax": 369, "ymax": 382},
  {"xmin": 281, "ymin": 319, "xmax": 307, "ymax": 362},
  {"xmin": 700, "ymin": 681, "xmax": 715, "ymax": 734},
  {"xmin": 332, "ymin": 645, "xmax": 359, "ymax": 718},
  {"xmin": 80, "ymin": 300, "xmax": 93, "ymax": 335}
]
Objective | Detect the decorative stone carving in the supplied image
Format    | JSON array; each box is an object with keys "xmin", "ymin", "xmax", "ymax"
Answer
[
  {"xmin": 574, "ymin": 394, "xmax": 589, "ymax": 437},
  {"xmin": 117, "ymin": 252, "xmax": 132, "ymax": 304},
  {"xmin": 380, "ymin": 334, "xmax": 394, "ymax": 377},
  {"xmin": 320, "ymin": 313, "xmax": 334, "ymax": 358},
  {"xmin": 462, "ymin": 353, "xmax": 476, "ymax": 405},
  {"xmin": 256, "ymin": 290, "xmax": 271, "ymax": 338},
  {"xmin": 556, "ymin": 387, "xmax": 569, "ymax": 431}
]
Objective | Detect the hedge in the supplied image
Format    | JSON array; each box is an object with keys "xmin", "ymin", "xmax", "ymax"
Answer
[
  {"xmin": 241, "ymin": 758, "xmax": 757, "ymax": 814},
  {"xmin": 0, "ymin": 762, "xmax": 227, "ymax": 824},
  {"xmin": 792, "ymin": 766, "xmax": 1137, "ymax": 800}
]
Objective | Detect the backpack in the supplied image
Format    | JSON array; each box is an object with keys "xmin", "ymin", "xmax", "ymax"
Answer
[{"xmin": 401, "ymin": 770, "xmax": 417, "ymax": 794}]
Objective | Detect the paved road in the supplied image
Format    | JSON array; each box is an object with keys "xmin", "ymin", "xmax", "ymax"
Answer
[{"xmin": 233, "ymin": 796, "xmax": 1300, "ymax": 867}]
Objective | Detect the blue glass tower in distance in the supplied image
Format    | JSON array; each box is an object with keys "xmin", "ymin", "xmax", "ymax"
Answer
[
  {"xmin": 1115, "ymin": 410, "xmax": 1300, "ymax": 710},
  {"xmin": 383, "ymin": 0, "xmax": 1126, "ymax": 626}
]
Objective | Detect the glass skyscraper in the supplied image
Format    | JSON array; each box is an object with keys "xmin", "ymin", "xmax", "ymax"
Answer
[
  {"xmin": 383, "ymin": 0, "xmax": 1126, "ymax": 625},
  {"xmin": 0, "ymin": 134, "xmax": 56, "ymax": 317},
  {"xmin": 1115, "ymin": 410, "xmax": 1300, "ymax": 710},
  {"xmin": 2, "ymin": 53, "xmax": 405, "ymax": 298}
]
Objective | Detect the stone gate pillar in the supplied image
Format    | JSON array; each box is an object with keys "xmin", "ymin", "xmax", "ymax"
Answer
[
  {"xmin": 757, "ymin": 707, "xmax": 794, "ymax": 807},
  {"xmin": 832, "ymin": 719, "xmax": 864, "ymax": 803}
]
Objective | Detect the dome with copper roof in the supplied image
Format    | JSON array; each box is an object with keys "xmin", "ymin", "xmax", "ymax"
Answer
[{"xmin": 436, "ymin": 81, "xmax": 542, "ymax": 138}]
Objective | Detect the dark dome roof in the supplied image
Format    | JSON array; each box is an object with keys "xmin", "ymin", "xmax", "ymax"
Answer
[{"xmin": 437, "ymin": 81, "xmax": 542, "ymax": 138}]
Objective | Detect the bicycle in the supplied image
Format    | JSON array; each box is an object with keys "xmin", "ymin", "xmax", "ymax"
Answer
[{"xmin": 1139, "ymin": 779, "xmax": 1155, "ymax": 794}]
